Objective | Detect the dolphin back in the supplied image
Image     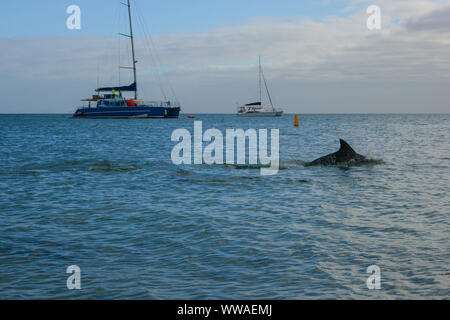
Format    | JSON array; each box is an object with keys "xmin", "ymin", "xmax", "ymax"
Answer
[
  {"xmin": 306, "ymin": 139, "xmax": 366, "ymax": 166},
  {"xmin": 339, "ymin": 139, "xmax": 357, "ymax": 155}
]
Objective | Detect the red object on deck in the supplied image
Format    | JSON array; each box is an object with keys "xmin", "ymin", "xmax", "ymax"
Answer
[{"xmin": 126, "ymin": 100, "xmax": 138, "ymax": 107}]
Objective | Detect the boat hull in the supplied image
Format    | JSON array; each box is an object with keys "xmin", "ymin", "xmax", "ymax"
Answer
[
  {"xmin": 237, "ymin": 111, "xmax": 283, "ymax": 117},
  {"xmin": 73, "ymin": 106, "xmax": 180, "ymax": 119}
]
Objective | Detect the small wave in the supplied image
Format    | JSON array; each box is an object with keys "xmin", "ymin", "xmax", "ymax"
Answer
[
  {"xmin": 279, "ymin": 160, "xmax": 307, "ymax": 169},
  {"xmin": 174, "ymin": 168, "xmax": 193, "ymax": 176},
  {"xmin": 224, "ymin": 164, "xmax": 269, "ymax": 170},
  {"xmin": 18, "ymin": 159, "xmax": 153, "ymax": 174},
  {"xmin": 87, "ymin": 160, "xmax": 142, "ymax": 173},
  {"xmin": 224, "ymin": 160, "xmax": 306, "ymax": 171},
  {"xmin": 178, "ymin": 175, "xmax": 261, "ymax": 184},
  {"xmin": 281, "ymin": 177, "xmax": 311, "ymax": 184}
]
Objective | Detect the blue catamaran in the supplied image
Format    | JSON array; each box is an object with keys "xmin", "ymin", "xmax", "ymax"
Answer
[{"xmin": 73, "ymin": 0, "xmax": 180, "ymax": 119}]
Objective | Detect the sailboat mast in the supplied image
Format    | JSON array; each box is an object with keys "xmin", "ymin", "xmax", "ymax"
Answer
[
  {"xmin": 260, "ymin": 57, "xmax": 275, "ymax": 111},
  {"xmin": 259, "ymin": 56, "xmax": 262, "ymax": 104},
  {"xmin": 127, "ymin": 0, "xmax": 138, "ymax": 99},
  {"xmin": 262, "ymin": 71, "xmax": 275, "ymax": 111}
]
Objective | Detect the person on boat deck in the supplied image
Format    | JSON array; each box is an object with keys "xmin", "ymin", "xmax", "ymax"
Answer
[
  {"xmin": 119, "ymin": 90, "xmax": 122, "ymax": 98},
  {"xmin": 112, "ymin": 89, "xmax": 116, "ymax": 98}
]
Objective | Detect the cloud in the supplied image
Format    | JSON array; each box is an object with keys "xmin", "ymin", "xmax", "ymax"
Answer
[
  {"xmin": 0, "ymin": 0, "xmax": 449, "ymax": 113},
  {"xmin": 406, "ymin": 5, "xmax": 450, "ymax": 32}
]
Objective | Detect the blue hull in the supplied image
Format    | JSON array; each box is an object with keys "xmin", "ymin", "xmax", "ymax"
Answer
[{"xmin": 73, "ymin": 106, "xmax": 180, "ymax": 119}]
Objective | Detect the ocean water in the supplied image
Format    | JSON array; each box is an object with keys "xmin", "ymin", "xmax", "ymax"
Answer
[{"xmin": 0, "ymin": 114, "xmax": 448, "ymax": 299}]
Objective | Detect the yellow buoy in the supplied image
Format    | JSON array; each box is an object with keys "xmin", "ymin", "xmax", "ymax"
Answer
[{"xmin": 294, "ymin": 114, "xmax": 300, "ymax": 127}]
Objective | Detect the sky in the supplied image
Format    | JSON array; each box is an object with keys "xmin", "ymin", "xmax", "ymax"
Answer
[{"xmin": 0, "ymin": 0, "xmax": 449, "ymax": 113}]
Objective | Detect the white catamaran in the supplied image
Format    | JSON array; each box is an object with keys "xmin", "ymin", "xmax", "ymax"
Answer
[{"xmin": 237, "ymin": 57, "xmax": 283, "ymax": 117}]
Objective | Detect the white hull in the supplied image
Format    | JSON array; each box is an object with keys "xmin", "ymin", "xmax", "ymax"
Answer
[
  {"xmin": 129, "ymin": 114, "xmax": 150, "ymax": 119},
  {"xmin": 237, "ymin": 111, "xmax": 283, "ymax": 117}
]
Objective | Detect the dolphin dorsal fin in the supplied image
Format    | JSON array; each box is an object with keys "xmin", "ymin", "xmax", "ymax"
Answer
[{"xmin": 339, "ymin": 139, "xmax": 357, "ymax": 154}]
